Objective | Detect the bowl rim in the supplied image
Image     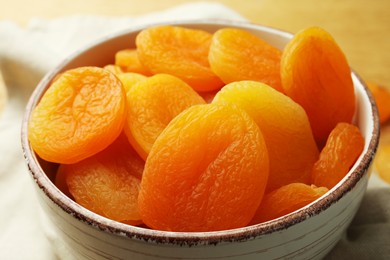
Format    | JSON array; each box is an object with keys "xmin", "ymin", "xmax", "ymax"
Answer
[{"xmin": 21, "ymin": 19, "xmax": 380, "ymax": 246}]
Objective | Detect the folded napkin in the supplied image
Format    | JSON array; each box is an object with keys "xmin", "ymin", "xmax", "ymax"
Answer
[{"xmin": 0, "ymin": 2, "xmax": 388, "ymax": 259}]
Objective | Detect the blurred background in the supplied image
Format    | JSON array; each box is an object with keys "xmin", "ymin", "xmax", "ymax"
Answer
[{"xmin": 0, "ymin": 0, "xmax": 389, "ymax": 86}]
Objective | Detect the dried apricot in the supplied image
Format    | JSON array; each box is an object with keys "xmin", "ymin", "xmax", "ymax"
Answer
[
  {"xmin": 250, "ymin": 183, "xmax": 328, "ymax": 224},
  {"xmin": 115, "ymin": 49, "xmax": 151, "ymax": 76},
  {"xmin": 366, "ymin": 81, "xmax": 390, "ymax": 124},
  {"xmin": 213, "ymin": 81, "xmax": 319, "ymax": 192},
  {"xmin": 103, "ymin": 64, "xmax": 123, "ymax": 75},
  {"xmin": 117, "ymin": 72, "xmax": 147, "ymax": 93},
  {"xmin": 103, "ymin": 63, "xmax": 148, "ymax": 94},
  {"xmin": 28, "ymin": 66, "xmax": 127, "ymax": 164},
  {"xmin": 136, "ymin": 25, "xmax": 223, "ymax": 92},
  {"xmin": 281, "ymin": 27, "xmax": 355, "ymax": 146},
  {"xmin": 138, "ymin": 103, "xmax": 269, "ymax": 232},
  {"xmin": 311, "ymin": 122, "xmax": 364, "ymax": 189},
  {"xmin": 209, "ymin": 28, "xmax": 283, "ymax": 92},
  {"xmin": 125, "ymin": 74, "xmax": 205, "ymax": 160},
  {"xmin": 56, "ymin": 134, "xmax": 144, "ymax": 224}
]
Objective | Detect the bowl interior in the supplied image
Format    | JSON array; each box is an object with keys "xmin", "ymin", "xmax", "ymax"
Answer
[{"xmin": 21, "ymin": 20, "xmax": 380, "ymax": 243}]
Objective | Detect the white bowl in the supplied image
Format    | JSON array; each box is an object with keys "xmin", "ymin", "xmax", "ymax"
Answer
[{"xmin": 21, "ymin": 20, "xmax": 380, "ymax": 259}]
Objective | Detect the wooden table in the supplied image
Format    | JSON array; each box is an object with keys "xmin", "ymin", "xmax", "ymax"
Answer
[{"xmin": 1, "ymin": 0, "xmax": 389, "ymax": 87}]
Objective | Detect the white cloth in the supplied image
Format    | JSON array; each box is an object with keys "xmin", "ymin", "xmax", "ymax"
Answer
[{"xmin": 0, "ymin": 2, "xmax": 388, "ymax": 259}]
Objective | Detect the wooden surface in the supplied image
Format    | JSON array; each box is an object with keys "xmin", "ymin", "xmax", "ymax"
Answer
[{"xmin": 1, "ymin": 0, "xmax": 389, "ymax": 87}]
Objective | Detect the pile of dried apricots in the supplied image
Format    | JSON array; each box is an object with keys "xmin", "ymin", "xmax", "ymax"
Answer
[{"xmin": 29, "ymin": 24, "xmax": 388, "ymax": 232}]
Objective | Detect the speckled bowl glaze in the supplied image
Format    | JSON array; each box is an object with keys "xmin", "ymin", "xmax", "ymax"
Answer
[{"xmin": 22, "ymin": 20, "xmax": 379, "ymax": 259}]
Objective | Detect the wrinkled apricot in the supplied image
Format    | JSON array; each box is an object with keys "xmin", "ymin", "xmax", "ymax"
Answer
[
  {"xmin": 311, "ymin": 122, "xmax": 364, "ymax": 189},
  {"xmin": 103, "ymin": 64, "xmax": 123, "ymax": 75},
  {"xmin": 115, "ymin": 49, "xmax": 151, "ymax": 76},
  {"xmin": 136, "ymin": 25, "xmax": 223, "ymax": 92},
  {"xmin": 117, "ymin": 72, "xmax": 147, "ymax": 93},
  {"xmin": 138, "ymin": 103, "xmax": 269, "ymax": 232},
  {"xmin": 281, "ymin": 27, "xmax": 355, "ymax": 146},
  {"xmin": 56, "ymin": 134, "xmax": 144, "ymax": 224},
  {"xmin": 209, "ymin": 28, "xmax": 283, "ymax": 92},
  {"xmin": 213, "ymin": 81, "xmax": 319, "ymax": 192},
  {"xmin": 125, "ymin": 74, "xmax": 205, "ymax": 160},
  {"xmin": 28, "ymin": 66, "xmax": 127, "ymax": 164},
  {"xmin": 102, "ymin": 66, "xmax": 147, "ymax": 94},
  {"xmin": 366, "ymin": 81, "xmax": 390, "ymax": 124},
  {"xmin": 250, "ymin": 183, "xmax": 328, "ymax": 224}
]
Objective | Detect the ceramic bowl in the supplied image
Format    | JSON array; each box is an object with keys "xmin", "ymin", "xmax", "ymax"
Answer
[{"xmin": 21, "ymin": 20, "xmax": 380, "ymax": 259}]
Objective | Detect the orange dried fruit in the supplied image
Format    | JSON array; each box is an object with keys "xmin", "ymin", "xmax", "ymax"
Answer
[
  {"xmin": 281, "ymin": 27, "xmax": 355, "ymax": 146},
  {"xmin": 138, "ymin": 103, "xmax": 269, "ymax": 232},
  {"xmin": 250, "ymin": 183, "xmax": 328, "ymax": 224},
  {"xmin": 311, "ymin": 122, "xmax": 364, "ymax": 189},
  {"xmin": 366, "ymin": 81, "xmax": 390, "ymax": 124},
  {"xmin": 103, "ymin": 65, "xmax": 147, "ymax": 94},
  {"xmin": 136, "ymin": 25, "xmax": 223, "ymax": 92},
  {"xmin": 125, "ymin": 74, "xmax": 205, "ymax": 160},
  {"xmin": 103, "ymin": 64, "xmax": 123, "ymax": 75},
  {"xmin": 209, "ymin": 28, "xmax": 283, "ymax": 92},
  {"xmin": 115, "ymin": 48, "xmax": 152, "ymax": 76},
  {"xmin": 117, "ymin": 72, "xmax": 147, "ymax": 93},
  {"xmin": 55, "ymin": 134, "xmax": 144, "ymax": 224},
  {"xmin": 374, "ymin": 143, "xmax": 390, "ymax": 184},
  {"xmin": 28, "ymin": 66, "xmax": 127, "ymax": 164},
  {"xmin": 213, "ymin": 81, "xmax": 319, "ymax": 192}
]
